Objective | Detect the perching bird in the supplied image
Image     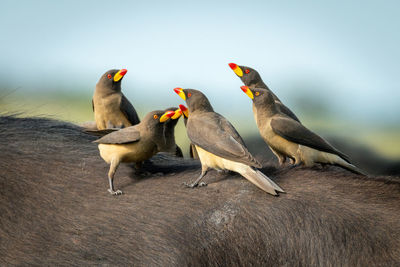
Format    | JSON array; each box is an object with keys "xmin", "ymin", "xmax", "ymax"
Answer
[
  {"xmin": 228, "ymin": 63, "xmax": 300, "ymax": 123},
  {"xmin": 93, "ymin": 69, "xmax": 140, "ymax": 130},
  {"xmin": 240, "ymin": 85, "xmax": 366, "ymax": 175},
  {"xmin": 94, "ymin": 110, "xmax": 175, "ymax": 195},
  {"xmin": 160, "ymin": 107, "xmax": 184, "ymax": 157},
  {"xmin": 174, "ymin": 88, "xmax": 284, "ymax": 195},
  {"xmin": 179, "ymin": 104, "xmax": 199, "ymax": 159}
]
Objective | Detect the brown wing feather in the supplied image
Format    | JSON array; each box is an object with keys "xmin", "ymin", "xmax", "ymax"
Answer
[
  {"xmin": 120, "ymin": 94, "xmax": 140, "ymax": 125},
  {"xmin": 94, "ymin": 125, "xmax": 141, "ymax": 144},
  {"xmin": 270, "ymin": 117, "xmax": 350, "ymax": 162},
  {"xmin": 187, "ymin": 112, "xmax": 261, "ymax": 168}
]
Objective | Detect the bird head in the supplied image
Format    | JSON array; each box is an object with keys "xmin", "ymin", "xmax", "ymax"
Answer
[
  {"xmin": 228, "ymin": 63, "xmax": 262, "ymax": 87},
  {"xmin": 240, "ymin": 86, "xmax": 275, "ymax": 107},
  {"xmin": 173, "ymin": 88, "xmax": 214, "ymax": 113},
  {"xmin": 97, "ymin": 69, "xmax": 128, "ymax": 91}
]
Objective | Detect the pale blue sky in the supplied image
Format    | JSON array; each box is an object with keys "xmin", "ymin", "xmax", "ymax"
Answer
[{"xmin": 1, "ymin": 0, "xmax": 399, "ymax": 124}]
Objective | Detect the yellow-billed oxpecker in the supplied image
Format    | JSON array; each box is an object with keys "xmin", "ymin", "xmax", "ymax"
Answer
[
  {"xmin": 229, "ymin": 63, "xmax": 301, "ymax": 164},
  {"xmin": 241, "ymin": 85, "xmax": 366, "ymax": 175},
  {"xmin": 174, "ymin": 87, "xmax": 284, "ymax": 195},
  {"xmin": 95, "ymin": 110, "xmax": 175, "ymax": 195},
  {"xmin": 228, "ymin": 63, "xmax": 300, "ymax": 122},
  {"xmin": 93, "ymin": 69, "xmax": 140, "ymax": 130}
]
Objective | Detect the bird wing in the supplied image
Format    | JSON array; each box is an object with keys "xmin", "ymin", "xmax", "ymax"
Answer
[
  {"xmin": 187, "ymin": 112, "xmax": 261, "ymax": 168},
  {"xmin": 94, "ymin": 125, "xmax": 141, "ymax": 144},
  {"xmin": 276, "ymin": 102, "xmax": 300, "ymax": 122},
  {"xmin": 270, "ymin": 117, "xmax": 350, "ymax": 162},
  {"xmin": 120, "ymin": 94, "xmax": 140, "ymax": 125}
]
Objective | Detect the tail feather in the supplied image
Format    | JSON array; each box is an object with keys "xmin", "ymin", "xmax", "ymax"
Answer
[
  {"xmin": 336, "ymin": 161, "xmax": 367, "ymax": 176},
  {"xmin": 240, "ymin": 166, "xmax": 284, "ymax": 196},
  {"xmin": 330, "ymin": 154, "xmax": 367, "ymax": 176}
]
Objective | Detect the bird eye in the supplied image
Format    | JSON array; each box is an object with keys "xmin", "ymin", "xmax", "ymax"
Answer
[
  {"xmin": 245, "ymin": 69, "xmax": 250, "ymax": 74},
  {"xmin": 187, "ymin": 93, "xmax": 192, "ymax": 98},
  {"xmin": 153, "ymin": 115, "xmax": 158, "ymax": 119},
  {"xmin": 255, "ymin": 92, "xmax": 260, "ymax": 96},
  {"xmin": 107, "ymin": 74, "xmax": 112, "ymax": 79}
]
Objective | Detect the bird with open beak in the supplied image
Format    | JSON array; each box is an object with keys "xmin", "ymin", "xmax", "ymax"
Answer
[
  {"xmin": 92, "ymin": 68, "xmax": 140, "ymax": 130},
  {"xmin": 173, "ymin": 87, "xmax": 284, "ymax": 196},
  {"xmin": 94, "ymin": 109, "xmax": 175, "ymax": 195},
  {"xmin": 240, "ymin": 85, "xmax": 366, "ymax": 175}
]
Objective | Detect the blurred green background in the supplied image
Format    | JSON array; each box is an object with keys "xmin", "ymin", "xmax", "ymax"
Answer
[{"xmin": 1, "ymin": 0, "xmax": 399, "ymax": 160}]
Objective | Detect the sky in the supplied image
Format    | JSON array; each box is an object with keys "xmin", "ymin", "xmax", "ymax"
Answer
[{"xmin": 0, "ymin": 0, "xmax": 399, "ymax": 125}]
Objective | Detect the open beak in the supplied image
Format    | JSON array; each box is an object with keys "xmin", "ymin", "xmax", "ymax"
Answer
[
  {"xmin": 241, "ymin": 86, "xmax": 254, "ymax": 99},
  {"xmin": 171, "ymin": 109, "xmax": 182, "ymax": 120},
  {"xmin": 173, "ymin": 87, "xmax": 186, "ymax": 100},
  {"xmin": 228, "ymin": 63, "xmax": 243, "ymax": 77},
  {"xmin": 113, "ymin": 69, "xmax": 128, "ymax": 82},
  {"xmin": 159, "ymin": 111, "xmax": 175, "ymax": 122},
  {"xmin": 179, "ymin": 104, "xmax": 189, "ymax": 118}
]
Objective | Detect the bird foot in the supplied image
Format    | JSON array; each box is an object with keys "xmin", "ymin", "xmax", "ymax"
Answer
[
  {"xmin": 183, "ymin": 181, "xmax": 207, "ymax": 188},
  {"xmin": 198, "ymin": 182, "xmax": 207, "ymax": 187},
  {"xmin": 108, "ymin": 189, "xmax": 123, "ymax": 195}
]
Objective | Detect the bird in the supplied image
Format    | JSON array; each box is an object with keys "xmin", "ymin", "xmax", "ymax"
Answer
[
  {"xmin": 159, "ymin": 107, "xmax": 184, "ymax": 157},
  {"xmin": 94, "ymin": 109, "xmax": 175, "ymax": 195},
  {"xmin": 178, "ymin": 104, "xmax": 199, "ymax": 159},
  {"xmin": 240, "ymin": 85, "xmax": 366, "ymax": 175},
  {"xmin": 228, "ymin": 63, "xmax": 300, "ymax": 164},
  {"xmin": 228, "ymin": 63, "xmax": 300, "ymax": 122},
  {"xmin": 92, "ymin": 69, "xmax": 140, "ymax": 130},
  {"xmin": 173, "ymin": 87, "xmax": 284, "ymax": 195}
]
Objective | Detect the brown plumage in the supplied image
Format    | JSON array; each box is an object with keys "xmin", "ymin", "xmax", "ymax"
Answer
[
  {"xmin": 174, "ymin": 88, "xmax": 284, "ymax": 195},
  {"xmin": 92, "ymin": 69, "xmax": 140, "ymax": 130},
  {"xmin": 241, "ymin": 86, "xmax": 366, "ymax": 175},
  {"xmin": 94, "ymin": 110, "xmax": 175, "ymax": 195}
]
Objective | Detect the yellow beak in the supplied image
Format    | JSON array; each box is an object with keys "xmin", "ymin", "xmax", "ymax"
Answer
[
  {"xmin": 113, "ymin": 69, "xmax": 127, "ymax": 82},
  {"xmin": 159, "ymin": 111, "xmax": 175, "ymax": 122},
  {"xmin": 179, "ymin": 104, "xmax": 189, "ymax": 118},
  {"xmin": 241, "ymin": 86, "xmax": 254, "ymax": 99},
  {"xmin": 174, "ymin": 87, "xmax": 186, "ymax": 100},
  {"xmin": 228, "ymin": 63, "xmax": 243, "ymax": 77},
  {"xmin": 171, "ymin": 109, "xmax": 182, "ymax": 120}
]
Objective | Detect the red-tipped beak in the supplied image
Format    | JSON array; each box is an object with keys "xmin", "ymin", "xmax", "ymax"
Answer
[
  {"xmin": 119, "ymin": 69, "xmax": 127, "ymax": 76},
  {"xmin": 228, "ymin": 63, "xmax": 238, "ymax": 70},
  {"xmin": 113, "ymin": 69, "xmax": 128, "ymax": 82},
  {"xmin": 165, "ymin": 111, "xmax": 175, "ymax": 118},
  {"xmin": 179, "ymin": 104, "xmax": 188, "ymax": 112},
  {"xmin": 179, "ymin": 104, "xmax": 189, "ymax": 118},
  {"xmin": 241, "ymin": 85, "xmax": 254, "ymax": 99},
  {"xmin": 174, "ymin": 87, "xmax": 186, "ymax": 100},
  {"xmin": 174, "ymin": 87, "xmax": 182, "ymax": 94}
]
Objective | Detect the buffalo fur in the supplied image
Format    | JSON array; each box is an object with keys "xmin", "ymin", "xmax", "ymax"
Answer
[{"xmin": 0, "ymin": 115, "xmax": 399, "ymax": 266}]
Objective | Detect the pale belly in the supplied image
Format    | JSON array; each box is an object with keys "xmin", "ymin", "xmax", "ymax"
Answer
[
  {"xmin": 94, "ymin": 97, "xmax": 131, "ymax": 130},
  {"xmin": 98, "ymin": 143, "xmax": 157, "ymax": 164},
  {"xmin": 195, "ymin": 146, "xmax": 248, "ymax": 172}
]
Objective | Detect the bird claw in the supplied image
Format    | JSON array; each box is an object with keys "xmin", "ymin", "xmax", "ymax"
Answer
[
  {"xmin": 198, "ymin": 182, "xmax": 207, "ymax": 187},
  {"xmin": 183, "ymin": 182, "xmax": 198, "ymax": 188},
  {"xmin": 108, "ymin": 189, "xmax": 123, "ymax": 195},
  {"xmin": 183, "ymin": 181, "xmax": 207, "ymax": 188}
]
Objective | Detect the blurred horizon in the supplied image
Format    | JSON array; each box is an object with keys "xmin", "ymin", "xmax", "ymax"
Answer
[{"xmin": 1, "ymin": 0, "xmax": 399, "ymax": 158}]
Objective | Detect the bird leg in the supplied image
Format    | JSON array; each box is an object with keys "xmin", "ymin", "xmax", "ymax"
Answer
[
  {"xmin": 108, "ymin": 158, "xmax": 122, "ymax": 195},
  {"xmin": 184, "ymin": 169, "xmax": 208, "ymax": 188}
]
